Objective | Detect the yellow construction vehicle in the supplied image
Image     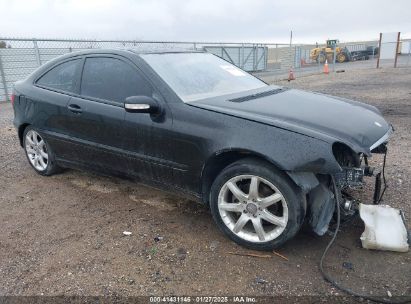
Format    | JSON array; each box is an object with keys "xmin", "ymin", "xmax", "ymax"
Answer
[{"xmin": 310, "ymin": 39, "xmax": 350, "ymax": 63}]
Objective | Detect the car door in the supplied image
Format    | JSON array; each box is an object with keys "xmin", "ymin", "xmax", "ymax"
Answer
[
  {"xmin": 63, "ymin": 55, "xmax": 130, "ymax": 173},
  {"xmin": 32, "ymin": 58, "xmax": 83, "ymax": 161},
  {"xmin": 121, "ymin": 68, "xmax": 175, "ymax": 184}
]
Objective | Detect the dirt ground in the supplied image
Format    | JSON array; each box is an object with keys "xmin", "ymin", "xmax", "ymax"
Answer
[{"xmin": 0, "ymin": 67, "xmax": 410, "ymax": 299}]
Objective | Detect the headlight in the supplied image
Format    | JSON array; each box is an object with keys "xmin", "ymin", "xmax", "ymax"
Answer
[{"xmin": 370, "ymin": 127, "xmax": 393, "ymax": 152}]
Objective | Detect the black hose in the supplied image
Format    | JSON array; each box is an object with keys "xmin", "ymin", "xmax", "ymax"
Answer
[
  {"xmin": 319, "ymin": 175, "xmax": 411, "ymax": 304},
  {"xmin": 378, "ymin": 149, "xmax": 388, "ymax": 204}
]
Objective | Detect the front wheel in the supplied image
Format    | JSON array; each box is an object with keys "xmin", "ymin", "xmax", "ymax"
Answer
[
  {"xmin": 337, "ymin": 53, "xmax": 347, "ymax": 63},
  {"xmin": 209, "ymin": 158, "xmax": 305, "ymax": 250}
]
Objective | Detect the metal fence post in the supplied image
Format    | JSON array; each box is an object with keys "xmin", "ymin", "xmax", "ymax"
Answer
[
  {"xmin": 0, "ymin": 52, "xmax": 9, "ymax": 102},
  {"xmin": 252, "ymin": 45, "xmax": 256, "ymax": 71},
  {"xmin": 377, "ymin": 33, "xmax": 382, "ymax": 68},
  {"xmin": 33, "ymin": 40, "xmax": 41, "ymax": 66},
  {"xmin": 294, "ymin": 46, "xmax": 298, "ymax": 70},
  {"xmin": 394, "ymin": 32, "xmax": 401, "ymax": 68},
  {"xmin": 318, "ymin": 50, "xmax": 321, "ymax": 71},
  {"xmin": 289, "ymin": 30, "xmax": 293, "ymax": 70},
  {"xmin": 275, "ymin": 44, "xmax": 278, "ymax": 63},
  {"xmin": 241, "ymin": 43, "xmax": 245, "ymax": 69},
  {"xmin": 255, "ymin": 45, "xmax": 258, "ymax": 71}
]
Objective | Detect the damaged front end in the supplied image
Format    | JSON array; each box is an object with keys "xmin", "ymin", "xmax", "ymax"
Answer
[{"xmin": 288, "ymin": 130, "xmax": 392, "ymax": 236}]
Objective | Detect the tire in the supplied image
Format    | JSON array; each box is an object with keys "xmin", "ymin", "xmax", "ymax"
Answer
[
  {"xmin": 318, "ymin": 54, "xmax": 326, "ymax": 64},
  {"xmin": 337, "ymin": 53, "xmax": 347, "ymax": 63},
  {"xmin": 209, "ymin": 158, "xmax": 306, "ymax": 250},
  {"xmin": 23, "ymin": 126, "xmax": 61, "ymax": 176}
]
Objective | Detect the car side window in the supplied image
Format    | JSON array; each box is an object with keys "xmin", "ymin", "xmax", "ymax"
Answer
[
  {"xmin": 36, "ymin": 59, "xmax": 81, "ymax": 93},
  {"xmin": 80, "ymin": 57, "xmax": 152, "ymax": 103}
]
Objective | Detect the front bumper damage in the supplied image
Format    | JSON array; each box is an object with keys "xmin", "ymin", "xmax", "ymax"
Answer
[
  {"xmin": 288, "ymin": 136, "xmax": 390, "ymax": 237},
  {"xmin": 319, "ymin": 141, "xmax": 388, "ymax": 235},
  {"xmin": 308, "ymin": 160, "xmax": 385, "ymax": 236},
  {"xmin": 335, "ymin": 163, "xmax": 383, "ymax": 205}
]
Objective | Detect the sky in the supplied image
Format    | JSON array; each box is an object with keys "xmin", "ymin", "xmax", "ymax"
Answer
[{"xmin": 0, "ymin": 0, "xmax": 410, "ymax": 44}]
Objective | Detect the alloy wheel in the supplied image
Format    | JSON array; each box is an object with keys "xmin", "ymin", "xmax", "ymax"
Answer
[
  {"xmin": 25, "ymin": 130, "xmax": 48, "ymax": 171},
  {"xmin": 218, "ymin": 175, "xmax": 288, "ymax": 243}
]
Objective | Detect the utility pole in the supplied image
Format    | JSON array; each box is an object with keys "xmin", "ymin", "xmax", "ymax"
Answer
[{"xmin": 289, "ymin": 30, "xmax": 293, "ymax": 69}]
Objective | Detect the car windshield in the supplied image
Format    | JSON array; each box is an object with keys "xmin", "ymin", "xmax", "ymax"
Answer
[{"xmin": 141, "ymin": 53, "xmax": 267, "ymax": 102}]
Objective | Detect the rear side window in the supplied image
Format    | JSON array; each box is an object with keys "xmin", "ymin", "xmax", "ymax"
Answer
[
  {"xmin": 36, "ymin": 59, "xmax": 81, "ymax": 93},
  {"xmin": 80, "ymin": 57, "xmax": 152, "ymax": 103}
]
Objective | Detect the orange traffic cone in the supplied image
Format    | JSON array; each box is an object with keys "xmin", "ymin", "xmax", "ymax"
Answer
[
  {"xmin": 288, "ymin": 67, "xmax": 295, "ymax": 81},
  {"xmin": 323, "ymin": 59, "xmax": 329, "ymax": 74}
]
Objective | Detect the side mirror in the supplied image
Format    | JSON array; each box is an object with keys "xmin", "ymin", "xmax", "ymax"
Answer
[{"xmin": 124, "ymin": 96, "xmax": 160, "ymax": 114}]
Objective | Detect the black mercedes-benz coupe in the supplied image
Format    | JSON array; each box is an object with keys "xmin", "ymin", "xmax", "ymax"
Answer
[{"xmin": 12, "ymin": 50, "xmax": 392, "ymax": 250}]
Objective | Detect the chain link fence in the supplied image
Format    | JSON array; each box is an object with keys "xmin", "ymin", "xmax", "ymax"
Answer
[
  {"xmin": 1, "ymin": 37, "xmax": 410, "ymax": 102},
  {"xmin": 0, "ymin": 38, "xmax": 271, "ymax": 101},
  {"xmin": 258, "ymin": 39, "xmax": 411, "ymax": 82}
]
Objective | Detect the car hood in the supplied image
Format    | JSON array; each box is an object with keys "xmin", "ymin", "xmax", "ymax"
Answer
[{"xmin": 189, "ymin": 86, "xmax": 391, "ymax": 153}]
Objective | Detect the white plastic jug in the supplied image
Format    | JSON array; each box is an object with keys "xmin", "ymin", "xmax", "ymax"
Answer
[{"xmin": 359, "ymin": 203, "xmax": 409, "ymax": 252}]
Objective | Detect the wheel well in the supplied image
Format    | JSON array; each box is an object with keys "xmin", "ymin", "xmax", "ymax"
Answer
[
  {"xmin": 18, "ymin": 123, "xmax": 30, "ymax": 147},
  {"xmin": 200, "ymin": 150, "xmax": 282, "ymax": 205},
  {"xmin": 332, "ymin": 142, "xmax": 360, "ymax": 167}
]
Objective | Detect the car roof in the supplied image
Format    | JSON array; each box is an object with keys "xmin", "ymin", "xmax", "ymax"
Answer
[
  {"xmin": 127, "ymin": 49, "xmax": 204, "ymax": 55},
  {"xmin": 27, "ymin": 48, "xmax": 207, "ymax": 81},
  {"xmin": 60, "ymin": 48, "xmax": 204, "ymax": 57},
  {"xmin": 47, "ymin": 48, "xmax": 207, "ymax": 65}
]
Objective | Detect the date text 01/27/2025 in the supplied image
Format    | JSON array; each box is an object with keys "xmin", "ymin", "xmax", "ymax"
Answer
[{"xmin": 149, "ymin": 296, "xmax": 257, "ymax": 303}]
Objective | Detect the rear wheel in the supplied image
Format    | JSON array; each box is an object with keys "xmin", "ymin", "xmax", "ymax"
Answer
[
  {"xmin": 209, "ymin": 159, "xmax": 305, "ymax": 250},
  {"xmin": 23, "ymin": 127, "xmax": 60, "ymax": 176}
]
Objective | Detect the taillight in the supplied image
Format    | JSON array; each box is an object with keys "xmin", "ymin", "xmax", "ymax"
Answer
[{"xmin": 11, "ymin": 94, "xmax": 15, "ymax": 106}]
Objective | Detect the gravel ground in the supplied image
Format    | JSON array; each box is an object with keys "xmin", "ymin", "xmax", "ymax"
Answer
[{"xmin": 0, "ymin": 67, "xmax": 410, "ymax": 299}]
